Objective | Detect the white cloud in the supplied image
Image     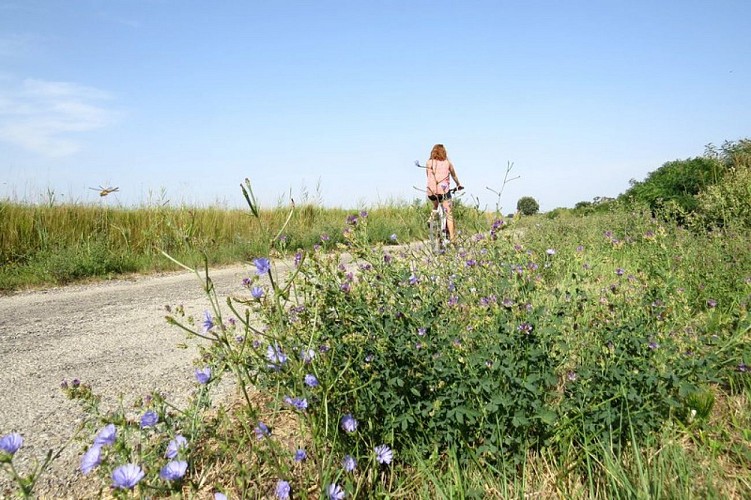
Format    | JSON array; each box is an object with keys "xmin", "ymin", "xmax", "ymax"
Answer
[{"xmin": 0, "ymin": 78, "xmax": 115, "ymax": 157}]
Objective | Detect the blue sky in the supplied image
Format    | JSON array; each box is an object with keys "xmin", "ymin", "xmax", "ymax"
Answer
[{"xmin": 1, "ymin": 0, "xmax": 748, "ymax": 212}]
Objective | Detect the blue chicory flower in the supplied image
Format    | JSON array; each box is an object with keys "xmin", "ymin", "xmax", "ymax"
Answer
[
  {"xmin": 195, "ymin": 367, "xmax": 211, "ymax": 385},
  {"xmin": 304, "ymin": 374, "xmax": 319, "ymax": 387},
  {"xmin": 342, "ymin": 454, "xmax": 357, "ymax": 472},
  {"xmin": 251, "ymin": 286, "xmax": 265, "ymax": 299},
  {"xmin": 375, "ymin": 444, "xmax": 393, "ymax": 464},
  {"xmin": 0, "ymin": 432, "xmax": 23, "ymax": 455},
  {"xmin": 80, "ymin": 445, "xmax": 102, "ymax": 475},
  {"xmin": 294, "ymin": 449, "xmax": 307, "ymax": 462},
  {"xmin": 327, "ymin": 483, "xmax": 346, "ymax": 500},
  {"xmin": 254, "ymin": 422, "xmax": 271, "ymax": 440},
  {"xmin": 275, "ymin": 479, "xmax": 291, "ymax": 499},
  {"xmin": 112, "ymin": 463, "xmax": 145, "ymax": 490},
  {"xmin": 340, "ymin": 414, "xmax": 358, "ymax": 433},
  {"xmin": 202, "ymin": 311, "xmax": 214, "ymax": 332},
  {"xmin": 140, "ymin": 410, "xmax": 159, "ymax": 429},
  {"xmin": 160, "ymin": 460, "xmax": 188, "ymax": 481},
  {"xmin": 94, "ymin": 424, "xmax": 116, "ymax": 446},
  {"xmin": 165, "ymin": 435, "xmax": 188, "ymax": 459},
  {"xmin": 253, "ymin": 257, "xmax": 271, "ymax": 275}
]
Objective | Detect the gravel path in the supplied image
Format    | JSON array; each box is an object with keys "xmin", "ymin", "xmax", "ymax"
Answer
[{"xmin": 0, "ymin": 262, "xmax": 265, "ymax": 498}]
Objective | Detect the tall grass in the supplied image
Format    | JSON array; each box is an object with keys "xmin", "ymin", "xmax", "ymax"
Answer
[{"xmin": 0, "ymin": 198, "xmax": 488, "ymax": 291}]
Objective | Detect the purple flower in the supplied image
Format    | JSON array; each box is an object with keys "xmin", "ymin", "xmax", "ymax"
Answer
[
  {"xmin": 615, "ymin": 268, "xmax": 625, "ymax": 276},
  {"xmin": 448, "ymin": 295, "xmax": 458, "ymax": 306},
  {"xmin": 242, "ymin": 277, "xmax": 252, "ymax": 287},
  {"xmin": 390, "ymin": 233, "xmax": 398, "ymax": 241},
  {"xmin": 202, "ymin": 311, "xmax": 214, "ymax": 332},
  {"xmin": 254, "ymin": 422, "xmax": 271, "ymax": 440},
  {"xmin": 284, "ymin": 396, "xmax": 308, "ymax": 411},
  {"xmin": 567, "ymin": 371, "xmax": 577, "ymax": 382},
  {"xmin": 80, "ymin": 445, "xmax": 102, "ymax": 475},
  {"xmin": 165, "ymin": 435, "xmax": 188, "ymax": 459},
  {"xmin": 215, "ymin": 494, "xmax": 228, "ymax": 500},
  {"xmin": 340, "ymin": 414, "xmax": 358, "ymax": 433},
  {"xmin": 94, "ymin": 424, "xmax": 117, "ymax": 446},
  {"xmin": 360, "ymin": 210, "xmax": 369, "ymax": 218},
  {"xmin": 648, "ymin": 341, "xmax": 660, "ymax": 350},
  {"xmin": 160, "ymin": 460, "xmax": 188, "ymax": 481},
  {"xmin": 304, "ymin": 374, "xmax": 319, "ymax": 387},
  {"xmin": 112, "ymin": 463, "xmax": 145, "ymax": 490},
  {"xmin": 275, "ymin": 479, "xmax": 291, "ymax": 499},
  {"xmin": 342, "ymin": 454, "xmax": 357, "ymax": 472},
  {"xmin": 375, "ymin": 444, "xmax": 393, "ymax": 464},
  {"xmin": 576, "ymin": 245, "xmax": 584, "ymax": 252},
  {"xmin": 320, "ymin": 233, "xmax": 331, "ymax": 242},
  {"xmin": 294, "ymin": 252, "xmax": 303, "ymax": 267},
  {"xmin": 517, "ymin": 322, "xmax": 533, "ymax": 334},
  {"xmin": 140, "ymin": 410, "xmax": 159, "ymax": 429},
  {"xmin": 195, "ymin": 367, "xmax": 211, "ymax": 385},
  {"xmin": 707, "ymin": 299, "xmax": 717, "ymax": 308},
  {"xmin": 0, "ymin": 433, "xmax": 22, "ymax": 455},
  {"xmin": 251, "ymin": 286, "xmax": 265, "ymax": 299},
  {"xmin": 327, "ymin": 483, "xmax": 346, "ymax": 500},
  {"xmin": 266, "ymin": 343, "xmax": 288, "ymax": 367},
  {"xmin": 738, "ymin": 362, "xmax": 748, "ymax": 373},
  {"xmin": 502, "ymin": 298, "xmax": 514, "ymax": 308},
  {"xmin": 546, "ymin": 248, "xmax": 556, "ymax": 255},
  {"xmin": 466, "ymin": 259, "xmax": 477, "ymax": 267},
  {"xmin": 409, "ymin": 273, "xmax": 419, "ymax": 285},
  {"xmin": 346, "ymin": 214, "xmax": 358, "ymax": 225},
  {"xmin": 340, "ymin": 282, "xmax": 351, "ymax": 293},
  {"xmin": 294, "ymin": 449, "xmax": 307, "ymax": 462},
  {"xmin": 253, "ymin": 257, "xmax": 271, "ymax": 275},
  {"xmin": 417, "ymin": 327, "xmax": 426, "ymax": 336},
  {"xmin": 300, "ymin": 348, "xmax": 315, "ymax": 363}
]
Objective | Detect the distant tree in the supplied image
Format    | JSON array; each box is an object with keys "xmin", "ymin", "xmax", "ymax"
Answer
[{"xmin": 517, "ymin": 196, "xmax": 540, "ymax": 216}]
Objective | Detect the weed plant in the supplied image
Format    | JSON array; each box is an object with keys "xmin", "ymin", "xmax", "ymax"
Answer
[{"xmin": 2, "ymin": 198, "xmax": 750, "ymax": 498}]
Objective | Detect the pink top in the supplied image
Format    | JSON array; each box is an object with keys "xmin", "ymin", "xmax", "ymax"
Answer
[{"xmin": 426, "ymin": 159, "xmax": 452, "ymax": 196}]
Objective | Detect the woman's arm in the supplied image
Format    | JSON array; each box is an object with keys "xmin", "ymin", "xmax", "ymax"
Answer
[{"xmin": 449, "ymin": 162, "xmax": 463, "ymax": 188}]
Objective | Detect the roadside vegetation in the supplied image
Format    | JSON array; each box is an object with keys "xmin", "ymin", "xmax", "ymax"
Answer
[{"xmin": 2, "ymin": 139, "xmax": 750, "ymax": 498}]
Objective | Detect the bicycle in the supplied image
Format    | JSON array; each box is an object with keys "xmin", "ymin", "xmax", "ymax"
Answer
[{"xmin": 414, "ymin": 161, "xmax": 464, "ymax": 253}]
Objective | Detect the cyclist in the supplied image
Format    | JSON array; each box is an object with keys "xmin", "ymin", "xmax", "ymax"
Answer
[{"xmin": 426, "ymin": 144, "xmax": 463, "ymax": 242}]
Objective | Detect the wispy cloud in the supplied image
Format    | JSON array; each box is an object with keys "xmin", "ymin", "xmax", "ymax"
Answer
[{"xmin": 0, "ymin": 78, "xmax": 116, "ymax": 157}]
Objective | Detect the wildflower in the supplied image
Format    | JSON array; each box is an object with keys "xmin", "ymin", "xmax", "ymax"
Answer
[
  {"xmin": 0, "ymin": 433, "xmax": 22, "ymax": 455},
  {"xmin": 253, "ymin": 257, "xmax": 271, "ymax": 275},
  {"xmin": 94, "ymin": 424, "xmax": 117, "ymax": 446},
  {"xmin": 294, "ymin": 251, "xmax": 303, "ymax": 267},
  {"xmin": 648, "ymin": 341, "xmax": 660, "ymax": 350},
  {"xmin": 576, "ymin": 245, "xmax": 584, "ymax": 252},
  {"xmin": 340, "ymin": 282, "xmax": 351, "ymax": 293},
  {"xmin": 320, "ymin": 233, "xmax": 330, "ymax": 242},
  {"xmin": 300, "ymin": 348, "xmax": 315, "ymax": 363},
  {"xmin": 140, "ymin": 410, "xmax": 158, "ymax": 428},
  {"xmin": 364, "ymin": 353, "xmax": 374, "ymax": 363},
  {"xmin": 294, "ymin": 449, "xmax": 307, "ymax": 462},
  {"xmin": 242, "ymin": 277, "xmax": 252, "ymax": 287},
  {"xmin": 383, "ymin": 253, "xmax": 392, "ymax": 264},
  {"xmin": 737, "ymin": 362, "xmax": 748, "ymax": 373},
  {"xmin": 375, "ymin": 444, "xmax": 393, "ymax": 464},
  {"xmin": 112, "ymin": 463, "xmax": 145, "ymax": 490},
  {"xmin": 417, "ymin": 327, "xmax": 426, "ymax": 336},
  {"xmin": 501, "ymin": 298, "xmax": 514, "ymax": 308},
  {"xmin": 254, "ymin": 422, "xmax": 271, "ymax": 440},
  {"xmin": 80, "ymin": 445, "xmax": 102, "ymax": 474},
  {"xmin": 567, "ymin": 371, "xmax": 577, "ymax": 382},
  {"xmin": 409, "ymin": 273, "xmax": 419, "ymax": 285},
  {"xmin": 266, "ymin": 343, "xmax": 288, "ymax": 367},
  {"xmin": 275, "ymin": 479, "xmax": 291, "ymax": 499},
  {"xmin": 546, "ymin": 248, "xmax": 556, "ymax": 255},
  {"xmin": 342, "ymin": 454, "xmax": 357, "ymax": 472},
  {"xmin": 284, "ymin": 396, "xmax": 308, "ymax": 411},
  {"xmin": 615, "ymin": 268, "xmax": 625, "ymax": 276},
  {"xmin": 517, "ymin": 322, "xmax": 533, "ymax": 334},
  {"xmin": 165, "ymin": 435, "xmax": 188, "ymax": 459},
  {"xmin": 340, "ymin": 414, "xmax": 358, "ymax": 433},
  {"xmin": 304, "ymin": 374, "xmax": 319, "ymax": 387},
  {"xmin": 390, "ymin": 233, "xmax": 397, "ymax": 241},
  {"xmin": 448, "ymin": 295, "xmax": 458, "ymax": 306},
  {"xmin": 160, "ymin": 460, "xmax": 188, "ymax": 481},
  {"xmin": 72, "ymin": 378, "xmax": 81, "ymax": 387},
  {"xmin": 251, "ymin": 286, "xmax": 265, "ymax": 299},
  {"xmin": 360, "ymin": 210, "xmax": 369, "ymax": 218},
  {"xmin": 195, "ymin": 367, "xmax": 211, "ymax": 385},
  {"xmin": 415, "ymin": 342, "xmax": 423, "ymax": 350},
  {"xmin": 202, "ymin": 311, "xmax": 214, "ymax": 332},
  {"xmin": 215, "ymin": 494, "xmax": 228, "ymax": 500},
  {"xmin": 327, "ymin": 483, "xmax": 346, "ymax": 500},
  {"xmin": 466, "ymin": 259, "xmax": 477, "ymax": 267},
  {"xmin": 346, "ymin": 214, "xmax": 358, "ymax": 225},
  {"xmin": 707, "ymin": 299, "xmax": 717, "ymax": 308}
]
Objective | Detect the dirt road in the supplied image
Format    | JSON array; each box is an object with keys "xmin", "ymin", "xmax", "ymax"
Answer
[{"xmin": 0, "ymin": 263, "xmax": 259, "ymax": 498}]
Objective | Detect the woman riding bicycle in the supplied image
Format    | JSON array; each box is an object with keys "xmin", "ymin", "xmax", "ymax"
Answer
[{"xmin": 426, "ymin": 144, "xmax": 463, "ymax": 242}]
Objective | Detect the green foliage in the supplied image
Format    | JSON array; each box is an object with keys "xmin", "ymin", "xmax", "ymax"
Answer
[{"xmin": 516, "ymin": 196, "xmax": 540, "ymax": 216}]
